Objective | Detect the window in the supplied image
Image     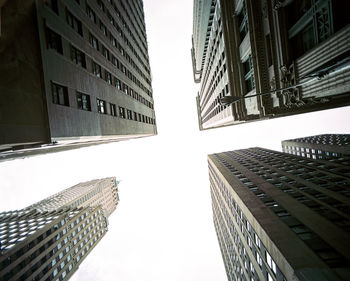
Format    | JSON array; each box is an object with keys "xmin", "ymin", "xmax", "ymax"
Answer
[
  {"xmin": 97, "ymin": 99, "xmax": 106, "ymax": 114},
  {"xmin": 66, "ymin": 10, "xmax": 83, "ymax": 36},
  {"xmin": 133, "ymin": 112, "xmax": 138, "ymax": 121},
  {"xmin": 266, "ymin": 251, "xmax": 277, "ymax": 274},
  {"xmin": 97, "ymin": 0, "xmax": 105, "ymax": 11},
  {"xmin": 105, "ymin": 71, "xmax": 112, "ymax": 84},
  {"xmin": 110, "ymin": 35, "xmax": 117, "ymax": 46},
  {"xmin": 99, "ymin": 21, "xmax": 107, "ymax": 36},
  {"xmin": 52, "ymin": 82, "xmax": 69, "ymax": 106},
  {"xmin": 46, "ymin": 27, "xmax": 63, "ymax": 54},
  {"xmin": 102, "ymin": 46, "xmax": 109, "ymax": 60},
  {"xmin": 92, "ymin": 62, "xmax": 102, "ymax": 78},
  {"xmin": 119, "ymin": 106, "xmax": 125, "ymax": 118},
  {"xmin": 89, "ymin": 33, "xmax": 99, "ymax": 50},
  {"xmin": 243, "ymin": 55, "xmax": 255, "ymax": 93},
  {"xmin": 110, "ymin": 103, "xmax": 117, "ymax": 116},
  {"xmin": 71, "ymin": 46, "xmax": 86, "ymax": 68},
  {"xmin": 114, "ymin": 78, "xmax": 121, "ymax": 90},
  {"xmin": 86, "ymin": 5, "xmax": 96, "ymax": 23},
  {"xmin": 256, "ymin": 252, "xmax": 262, "ymax": 267},
  {"xmin": 127, "ymin": 109, "xmax": 132, "ymax": 120},
  {"xmin": 238, "ymin": 1, "xmax": 248, "ymax": 42},
  {"xmin": 76, "ymin": 92, "xmax": 91, "ymax": 111},
  {"xmin": 112, "ymin": 56, "xmax": 119, "ymax": 68}
]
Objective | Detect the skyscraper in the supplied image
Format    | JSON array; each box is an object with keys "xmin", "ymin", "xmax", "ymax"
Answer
[
  {"xmin": 192, "ymin": 0, "xmax": 350, "ymax": 130},
  {"xmin": 208, "ymin": 148, "xmax": 350, "ymax": 281},
  {"xmin": 282, "ymin": 134, "xmax": 350, "ymax": 160},
  {"xmin": 0, "ymin": 0, "xmax": 156, "ymax": 161},
  {"xmin": 0, "ymin": 177, "xmax": 119, "ymax": 281}
]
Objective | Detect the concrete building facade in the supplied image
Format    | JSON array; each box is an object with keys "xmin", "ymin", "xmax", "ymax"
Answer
[
  {"xmin": 192, "ymin": 0, "xmax": 350, "ymax": 130},
  {"xmin": 0, "ymin": 0, "xmax": 156, "ymax": 160},
  {"xmin": 282, "ymin": 134, "xmax": 350, "ymax": 160},
  {"xmin": 208, "ymin": 148, "xmax": 350, "ymax": 281},
  {"xmin": 0, "ymin": 177, "xmax": 119, "ymax": 281}
]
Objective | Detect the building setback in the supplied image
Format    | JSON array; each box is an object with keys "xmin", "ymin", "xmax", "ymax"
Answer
[
  {"xmin": 192, "ymin": 0, "xmax": 350, "ymax": 130},
  {"xmin": 0, "ymin": 0, "xmax": 157, "ymax": 160},
  {"xmin": 282, "ymin": 134, "xmax": 350, "ymax": 160},
  {"xmin": 0, "ymin": 177, "xmax": 119, "ymax": 281},
  {"xmin": 208, "ymin": 148, "xmax": 350, "ymax": 281}
]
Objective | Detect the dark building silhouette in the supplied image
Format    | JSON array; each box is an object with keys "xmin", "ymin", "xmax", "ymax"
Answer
[
  {"xmin": 208, "ymin": 147, "xmax": 350, "ymax": 281},
  {"xmin": 0, "ymin": 177, "xmax": 119, "ymax": 281},
  {"xmin": 0, "ymin": 0, "xmax": 156, "ymax": 160},
  {"xmin": 192, "ymin": 0, "xmax": 350, "ymax": 130},
  {"xmin": 282, "ymin": 134, "xmax": 350, "ymax": 160}
]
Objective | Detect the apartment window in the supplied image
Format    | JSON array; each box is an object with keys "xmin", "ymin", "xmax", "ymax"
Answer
[
  {"xmin": 66, "ymin": 9, "xmax": 83, "ymax": 36},
  {"xmin": 52, "ymin": 82, "xmax": 69, "ymax": 106},
  {"xmin": 110, "ymin": 103, "xmax": 117, "ymax": 116},
  {"xmin": 112, "ymin": 56, "xmax": 119, "ymax": 68},
  {"xmin": 99, "ymin": 20, "xmax": 107, "ymax": 36},
  {"xmin": 138, "ymin": 113, "xmax": 141, "ymax": 121},
  {"xmin": 105, "ymin": 71, "xmax": 112, "ymax": 84},
  {"xmin": 243, "ymin": 55, "xmax": 255, "ymax": 93},
  {"xmin": 86, "ymin": 5, "xmax": 96, "ymax": 23},
  {"xmin": 255, "ymin": 234, "xmax": 261, "ymax": 248},
  {"xmin": 119, "ymin": 106, "xmax": 125, "ymax": 118},
  {"xmin": 114, "ymin": 78, "xmax": 121, "ymax": 90},
  {"xmin": 97, "ymin": 99, "xmax": 106, "ymax": 114},
  {"xmin": 238, "ymin": 1, "xmax": 248, "ymax": 42},
  {"xmin": 46, "ymin": 27, "xmax": 63, "ymax": 54},
  {"xmin": 256, "ymin": 252, "xmax": 262, "ymax": 267},
  {"xmin": 266, "ymin": 251, "xmax": 277, "ymax": 274},
  {"xmin": 76, "ymin": 92, "xmax": 91, "ymax": 111},
  {"xmin": 97, "ymin": 0, "xmax": 105, "ymax": 11},
  {"xmin": 71, "ymin": 45, "xmax": 86, "ymax": 68},
  {"xmin": 133, "ymin": 112, "xmax": 138, "ymax": 121},
  {"xmin": 92, "ymin": 61, "xmax": 102, "ymax": 78},
  {"xmin": 89, "ymin": 33, "xmax": 99, "ymax": 50},
  {"xmin": 110, "ymin": 35, "xmax": 117, "ymax": 47},
  {"xmin": 102, "ymin": 45, "xmax": 109, "ymax": 60},
  {"xmin": 123, "ymin": 84, "xmax": 128, "ymax": 95},
  {"xmin": 127, "ymin": 109, "xmax": 132, "ymax": 120}
]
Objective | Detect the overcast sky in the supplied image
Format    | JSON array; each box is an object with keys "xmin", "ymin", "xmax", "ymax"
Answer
[{"xmin": 1, "ymin": 0, "xmax": 350, "ymax": 280}]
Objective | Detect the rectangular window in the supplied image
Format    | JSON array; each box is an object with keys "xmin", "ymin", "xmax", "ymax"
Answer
[
  {"xmin": 71, "ymin": 45, "xmax": 86, "ymax": 68},
  {"xmin": 133, "ymin": 112, "xmax": 138, "ymax": 121},
  {"xmin": 114, "ymin": 78, "xmax": 121, "ymax": 90},
  {"xmin": 52, "ymin": 82, "xmax": 69, "ymax": 106},
  {"xmin": 112, "ymin": 56, "xmax": 119, "ymax": 68},
  {"xmin": 105, "ymin": 71, "xmax": 112, "ymax": 84},
  {"xmin": 110, "ymin": 35, "xmax": 117, "ymax": 47},
  {"xmin": 66, "ymin": 9, "xmax": 83, "ymax": 36},
  {"xmin": 86, "ymin": 5, "xmax": 96, "ymax": 23},
  {"xmin": 127, "ymin": 109, "xmax": 132, "ymax": 120},
  {"xmin": 243, "ymin": 55, "xmax": 255, "ymax": 93},
  {"xmin": 97, "ymin": 98, "xmax": 106, "ymax": 114},
  {"xmin": 46, "ymin": 27, "xmax": 63, "ymax": 54},
  {"xmin": 99, "ymin": 20, "xmax": 107, "ymax": 36},
  {"xmin": 138, "ymin": 113, "xmax": 141, "ymax": 121},
  {"xmin": 119, "ymin": 106, "xmax": 125, "ymax": 118},
  {"xmin": 110, "ymin": 103, "xmax": 117, "ymax": 116},
  {"xmin": 102, "ymin": 45, "xmax": 109, "ymax": 60},
  {"xmin": 89, "ymin": 33, "xmax": 99, "ymax": 50},
  {"xmin": 76, "ymin": 92, "xmax": 91, "ymax": 111},
  {"xmin": 92, "ymin": 61, "xmax": 102, "ymax": 78},
  {"xmin": 97, "ymin": 0, "xmax": 105, "ymax": 11}
]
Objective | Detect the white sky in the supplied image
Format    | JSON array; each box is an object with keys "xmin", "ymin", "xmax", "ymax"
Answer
[{"xmin": 1, "ymin": 0, "xmax": 350, "ymax": 280}]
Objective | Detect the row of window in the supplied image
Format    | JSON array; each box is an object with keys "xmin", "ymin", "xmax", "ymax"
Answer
[
  {"xmin": 86, "ymin": 4, "xmax": 152, "ymax": 90},
  {"xmin": 47, "ymin": 26, "xmax": 155, "ymax": 110},
  {"xmin": 52, "ymin": 82, "xmax": 155, "ymax": 125},
  {"xmin": 93, "ymin": 0, "xmax": 149, "ymax": 74}
]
